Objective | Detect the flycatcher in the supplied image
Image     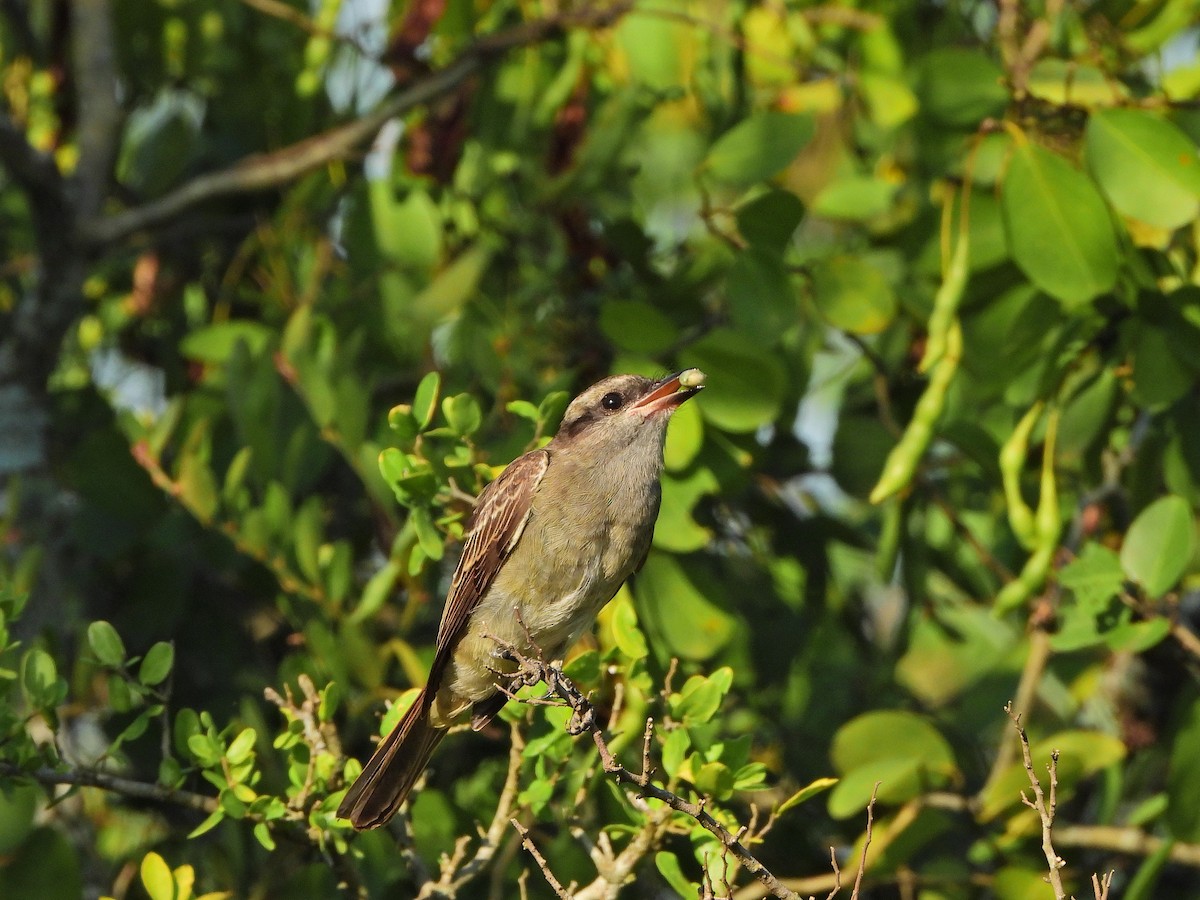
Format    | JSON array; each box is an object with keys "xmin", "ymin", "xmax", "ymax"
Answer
[{"xmin": 338, "ymin": 369, "xmax": 706, "ymax": 829}]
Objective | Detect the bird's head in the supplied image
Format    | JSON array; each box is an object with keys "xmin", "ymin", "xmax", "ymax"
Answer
[{"xmin": 553, "ymin": 369, "xmax": 706, "ymax": 452}]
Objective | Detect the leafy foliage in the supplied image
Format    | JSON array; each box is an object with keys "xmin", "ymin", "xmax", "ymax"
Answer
[{"xmin": 3, "ymin": 0, "xmax": 1200, "ymax": 898}]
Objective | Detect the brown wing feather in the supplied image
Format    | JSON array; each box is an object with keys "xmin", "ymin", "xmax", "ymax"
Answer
[{"xmin": 423, "ymin": 449, "xmax": 549, "ymax": 701}]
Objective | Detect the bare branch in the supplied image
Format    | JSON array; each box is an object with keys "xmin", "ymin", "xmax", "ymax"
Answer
[
  {"xmin": 0, "ymin": 761, "xmax": 217, "ymax": 813},
  {"xmin": 1091, "ymin": 870, "xmax": 1114, "ymax": 900},
  {"xmin": 849, "ymin": 784, "xmax": 880, "ymax": 899},
  {"xmin": 80, "ymin": 3, "xmax": 633, "ymax": 247},
  {"xmin": 512, "ymin": 819, "xmax": 576, "ymax": 899},
  {"xmin": 1006, "ymin": 703, "xmax": 1067, "ymax": 900},
  {"xmin": 1056, "ymin": 824, "xmax": 1200, "ymax": 867},
  {"xmin": 494, "ymin": 640, "xmax": 802, "ymax": 900},
  {"xmin": 418, "ymin": 721, "xmax": 528, "ymax": 898}
]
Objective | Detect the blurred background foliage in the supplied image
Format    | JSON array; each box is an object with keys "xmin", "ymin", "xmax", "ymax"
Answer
[{"xmin": 4, "ymin": 0, "xmax": 1200, "ymax": 897}]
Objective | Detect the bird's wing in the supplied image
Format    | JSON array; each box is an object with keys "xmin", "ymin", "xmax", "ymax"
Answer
[{"xmin": 424, "ymin": 448, "xmax": 549, "ymax": 698}]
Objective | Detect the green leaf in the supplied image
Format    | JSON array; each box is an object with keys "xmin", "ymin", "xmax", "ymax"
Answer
[
  {"xmin": 831, "ymin": 710, "xmax": 956, "ymax": 775},
  {"xmin": 608, "ymin": 593, "xmax": 648, "ymax": 660},
  {"xmin": 725, "ymin": 247, "xmax": 797, "ymax": 345},
  {"xmin": 20, "ymin": 649, "xmax": 58, "ymax": 709},
  {"xmin": 663, "ymin": 399, "xmax": 704, "ymax": 472},
  {"xmin": 809, "ymin": 255, "xmax": 897, "ymax": 334},
  {"xmin": 655, "ymin": 851, "xmax": 698, "ymax": 898},
  {"xmin": 692, "ymin": 760, "xmax": 735, "ymax": 799},
  {"xmin": 679, "ymin": 328, "xmax": 787, "ymax": 433},
  {"xmin": 1120, "ymin": 495, "xmax": 1194, "ymax": 597},
  {"xmin": 600, "ymin": 300, "xmax": 679, "ymax": 354},
  {"xmin": 1001, "ymin": 141, "xmax": 1119, "ymax": 307},
  {"xmin": 661, "ymin": 728, "xmax": 691, "ymax": 777},
  {"xmin": 180, "ymin": 321, "xmax": 273, "ymax": 364},
  {"xmin": 187, "ymin": 808, "xmax": 225, "ymax": 839},
  {"xmin": 387, "ymin": 406, "xmax": 420, "ymax": 445},
  {"xmin": 1085, "ymin": 108, "xmax": 1200, "ymax": 229},
  {"xmin": 1130, "ymin": 324, "xmax": 1193, "ymax": 410},
  {"xmin": 810, "ymin": 176, "xmax": 897, "ymax": 221},
  {"xmin": 703, "ymin": 112, "xmax": 815, "ymax": 185},
  {"xmin": 350, "ymin": 560, "xmax": 400, "ymax": 623},
  {"xmin": 442, "ymin": 394, "xmax": 483, "ymax": 436},
  {"xmin": 736, "ymin": 189, "xmax": 804, "ymax": 252},
  {"xmin": 412, "ymin": 371, "xmax": 441, "ymax": 429},
  {"xmin": 412, "ymin": 243, "xmax": 491, "ymax": 322},
  {"xmin": 634, "ymin": 554, "xmax": 736, "ymax": 660},
  {"xmin": 226, "ymin": 728, "xmax": 257, "ymax": 764},
  {"xmin": 87, "ymin": 620, "xmax": 126, "ymax": 667},
  {"xmin": 563, "ymin": 649, "xmax": 600, "ymax": 684},
  {"xmin": 410, "ymin": 507, "xmax": 444, "ymax": 561},
  {"xmin": 671, "ymin": 668, "xmax": 734, "ymax": 725},
  {"xmin": 776, "ymin": 777, "xmax": 838, "ymax": 816},
  {"xmin": 253, "ymin": 821, "xmax": 277, "ymax": 852},
  {"xmin": 1059, "ymin": 543, "xmax": 1124, "ymax": 612},
  {"xmin": 917, "ymin": 48, "xmax": 1009, "ymax": 126},
  {"xmin": 138, "ymin": 642, "xmax": 174, "ymax": 686},
  {"xmin": 140, "ymin": 852, "xmax": 174, "ymax": 900}
]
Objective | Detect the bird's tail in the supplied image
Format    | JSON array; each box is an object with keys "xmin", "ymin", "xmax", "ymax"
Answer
[{"xmin": 337, "ymin": 690, "xmax": 446, "ymax": 829}]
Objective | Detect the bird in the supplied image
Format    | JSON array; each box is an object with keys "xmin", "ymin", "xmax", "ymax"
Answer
[{"xmin": 337, "ymin": 369, "xmax": 706, "ymax": 829}]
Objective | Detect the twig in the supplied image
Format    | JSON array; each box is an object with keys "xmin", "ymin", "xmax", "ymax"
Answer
[
  {"xmin": 1091, "ymin": 870, "xmax": 1114, "ymax": 900},
  {"xmin": 80, "ymin": 3, "xmax": 634, "ymax": 247},
  {"xmin": 1057, "ymin": 824, "xmax": 1200, "ymax": 867},
  {"xmin": 823, "ymin": 847, "xmax": 841, "ymax": 900},
  {"xmin": 512, "ymin": 819, "xmax": 575, "ymax": 899},
  {"xmin": 0, "ymin": 761, "xmax": 217, "ymax": 813},
  {"xmin": 418, "ymin": 721, "xmax": 528, "ymax": 898},
  {"xmin": 1006, "ymin": 703, "xmax": 1067, "ymax": 900},
  {"xmin": 849, "ymin": 783, "xmax": 880, "ymax": 899},
  {"xmin": 496, "ymin": 640, "xmax": 802, "ymax": 900}
]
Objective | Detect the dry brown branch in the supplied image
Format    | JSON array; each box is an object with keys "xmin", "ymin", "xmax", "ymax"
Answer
[
  {"xmin": 417, "ymin": 721, "xmax": 528, "ymax": 898},
  {"xmin": 512, "ymin": 819, "xmax": 576, "ymax": 899},
  {"xmin": 1006, "ymin": 702, "xmax": 1067, "ymax": 900},
  {"xmin": 849, "ymin": 783, "xmax": 880, "ymax": 899},
  {"xmin": 80, "ymin": 3, "xmax": 633, "ymax": 247},
  {"xmin": 1091, "ymin": 870, "xmax": 1114, "ymax": 900},
  {"xmin": 492, "ymin": 639, "xmax": 802, "ymax": 900},
  {"xmin": 823, "ymin": 847, "xmax": 841, "ymax": 900},
  {"xmin": 264, "ymin": 674, "xmax": 343, "ymax": 810}
]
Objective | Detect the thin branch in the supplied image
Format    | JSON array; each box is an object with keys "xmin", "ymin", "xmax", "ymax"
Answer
[
  {"xmin": 80, "ymin": 3, "xmax": 634, "ymax": 247},
  {"xmin": 1057, "ymin": 824, "xmax": 1200, "ymax": 868},
  {"xmin": 418, "ymin": 721, "xmax": 528, "ymax": 898},
  {"xmin": 823, "ymin": 847, "xmax": 841, "ymax": 900},
  {"xmin": 492, "ymin": 640, "xmax": 802, "ymax": 900},
  {"xmin": 512, "ymin": 819, "xmax": 576, "ymax": 899},
  {"xmin": 1091, "ymin": 870, "xmax": 1114, "ymax": 900},
  {"xmin": 849, "ymin": 783, "xmax": 880, "ymax": 899},
  {"xmin": 0, "ymin": 761, "xmax": 218, "ymax": 813},
  {"xmin": 1006, "ymin": 703, "xmax": 1067, "ymax": 900}
]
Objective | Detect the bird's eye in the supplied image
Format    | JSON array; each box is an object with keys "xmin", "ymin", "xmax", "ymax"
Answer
[{"xmin": 601, "ymin": 392, "xmax": 624, "ymax": 411}]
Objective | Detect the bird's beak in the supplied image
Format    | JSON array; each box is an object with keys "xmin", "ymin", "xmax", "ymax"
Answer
[{"xmin": 630, "ymin": 369, "xmax": 706, "ymax": 417}]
